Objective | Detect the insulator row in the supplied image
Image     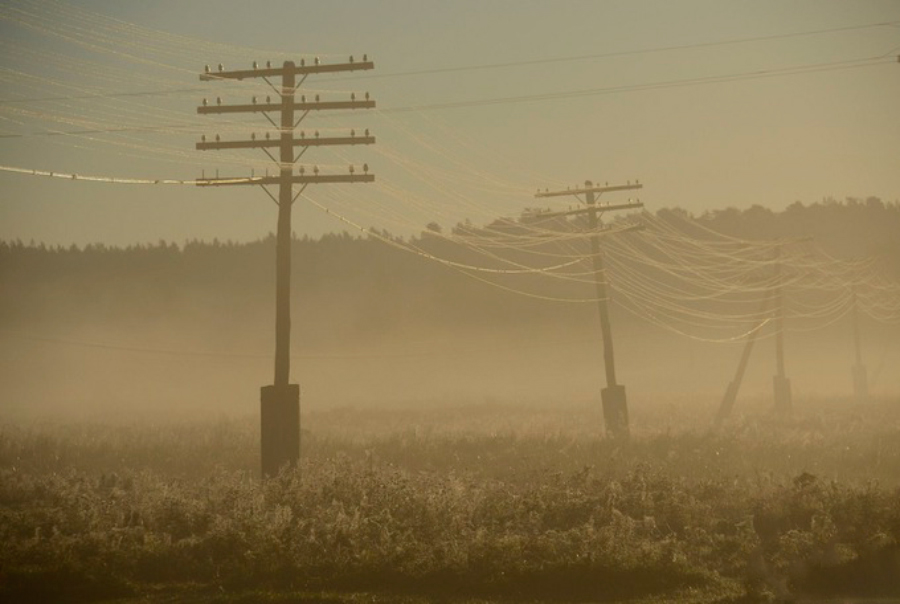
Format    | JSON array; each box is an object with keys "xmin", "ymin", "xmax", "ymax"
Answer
[
  {"xmin": 199, "ymin": 130, "xmax": 371, "ymax": 143},
  {"xmin": 203, "ymin": 92, "xmax": 370, "ymax": 106},
  {"xmin": 204, "ymin": 55, "xmax": 370, "ymax": 74},
  {"xmin": 295, "ymin": 164, "xmax": 369, "ymax": 175}
]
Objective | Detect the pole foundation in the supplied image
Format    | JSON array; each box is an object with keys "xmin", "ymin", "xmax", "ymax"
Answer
[
  {"xmin": 260, "ymin": 383, "xmax": 300, "ymax": 477},
  {"xmin": 852, "ymin": 364, "xmax": 868, "ymax": 403},
  {"xmin": 602, "ymin": 385, "xmax": 630, "ymax": 437},
  {"xmin": 773, "ymin": 375, "xmax": 792, "ymax": 416}
]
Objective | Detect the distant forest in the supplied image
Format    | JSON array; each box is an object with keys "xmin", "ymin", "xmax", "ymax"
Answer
[{"xmin": 2, "ymin": 197, "xmax": 898, "ymax": 341}]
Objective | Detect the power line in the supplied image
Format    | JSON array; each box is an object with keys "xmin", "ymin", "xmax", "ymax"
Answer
[
  {"xmin": 381, "ymin": 56, "xmax": 894, "ymax": 113},
  {"xmin": 0, "ymin": 163, "xmax": 196, "ymax": 184},
  {"xmin": 354, "ymin": 19, "xmax": 900, "ymax": 81},
  {"xmin": 2, "ymin": 20, "xmax": 895, "ymax": 105},
  {"xmin": 3, "ymin": 54, "xmax": 893, "ymax": 141},
  {"xmin": 0, "ymin": 86, "xmax": 205, "ymax": 105}
]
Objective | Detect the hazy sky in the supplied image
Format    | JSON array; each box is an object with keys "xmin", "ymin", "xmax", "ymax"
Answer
[{"xmin": 1, "ymin": 0, "xmax": 899, "ymax": 246}]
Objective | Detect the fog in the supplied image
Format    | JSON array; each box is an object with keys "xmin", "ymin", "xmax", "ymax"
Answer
[
  {"xmin": 3, "ymin": 1, "xmax": 900, "ymax": 600},
  {"xmin": 2, "ymin": 236, "xmax": 896, "ymax": 425}
]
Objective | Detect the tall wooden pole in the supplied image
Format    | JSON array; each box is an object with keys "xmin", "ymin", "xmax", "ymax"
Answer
[
  {"xmin": 195, "ymin": 57, "xmax": 376, "ymax": 476},
  {"xmin": 585, "ymin": 182, "xmax": 618, "ymax": 390},
  {"xmin": 274, "ymin": 62, "xmax": 295, "ymax": 389},
  {"xmin": 534, "ymin": 180, "xmax": 642, "ymax": 438}
]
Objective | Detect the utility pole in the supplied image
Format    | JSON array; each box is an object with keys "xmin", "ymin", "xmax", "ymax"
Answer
[
  {"xmin": 195, "ymin": 57, "xmax": 376, "ymax": 476},
  {"xmin": 714, "ymin": 293, "xmax": 772, "ymax": 426},
  {"xmin": 772, "ymin": 243, "xmax": 792, "ymax": 415},
  {"xmin": 850, "ymin": 287, "xmax": 869, "ymax": 403},
  {"xmin": 535, "ymin": 180, "xmax": 643, "ymax": 437}
]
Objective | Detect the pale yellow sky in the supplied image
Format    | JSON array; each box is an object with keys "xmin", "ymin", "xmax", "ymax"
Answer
[{"xmin": 1, "ymin": 0, "xmax": 899, "ymax": 246}]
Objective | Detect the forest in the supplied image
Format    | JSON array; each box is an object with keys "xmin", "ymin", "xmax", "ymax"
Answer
[{"xmin": 2, "ymin": 197, "xmax": 898, "ymax": 337}]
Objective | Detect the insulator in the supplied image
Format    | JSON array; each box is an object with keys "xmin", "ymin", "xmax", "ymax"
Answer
[
  {"xmin": 218, "ymin": 63, "xmax": 223, "ymax": 72},
  {"xmin": 365, "ymin": 91, "xmax": 370, "ymax": 100},
  {"xmin": 301, "ymin": 95, "xmax": 306, "ymax": 103},
  {"xmin": 267, "ymin": 60, "xmax": 272, "ymax": 68},
  {"xmin": 350, "ymin": 129, "xmax": 355, "ymax": 137},
  {"xmin": 315, "ymin": 94, "xmax": 320, "ymax": 102},
  {"xmin": 204, "ymin": 65, "xmax": 210, "ymax": 73},
  {"xmin": 252, "ymin": 96, "xmax": 258, "ymax": 104},
  {"xmin": 266, "ymin": 95, "xmax": 271, "ymax": 103},
  {"xmin": 314, "ymin": 57, "xmax": 320, "ymax": 65},
  {"xmin": 314, "ymin": 130, "xmax": 319, "ymax": 138},
  {"xmin": 363, "ymin": 163, "xmax": 369, "ymax": 173},
  {"xmin": 253, "ymin": 61, "xmax": 258, "ymax": 69},
  {"xmin": 300, "ymin": 131, "xmax": 305, "ymax": 138},
  {"xmin": 251, "ymin": 132, "xmax": 256, "ymax": 140},
  {"xmin": 300, "ymin": 59, "xmax": 305, "ymax": 67},
  {"xmin": 201, "ymin": 135, "xmax": 206, "ymax": 142},
  {"xmin": 349, "ymin": 55, "xmax": 354, "ymax": 63},
  {"xmin": 351, "ymin": 93, "xmax": 355, "ymax": 101},
  {"xmin": 314, "ymin": 165, "xmax": 319, "ymax": 174},
  {"xmin": 215, "ymin": 134, "xmax": 220, "ymax": 142},
  {"xmin": 202, "ymin": 98, "xmax": 208, "ymax": 106},
  {"xmin": 266, "ymin": 132, "xmax": 270, "ymax": 140},
  {"xmin": 349, "ymin": 165, "xmax": 354, "ymax": 174},
  {"xmin": 216, "ymin": 97, "xmax": 221, "ymax": 105},
  {"xmin": 363, "ymin": 54, "xmax": 368, "ymax": 61},
  {"xmin": 299, "ymin": 166, "xmax": 305, "ymax": 175},
  {"xmin": 364, "ymin": 128, "xmax": 369, "ymax": 137}
]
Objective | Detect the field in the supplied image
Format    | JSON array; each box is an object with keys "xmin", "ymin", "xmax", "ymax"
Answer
[{"xmin": 2, "ymin": 397, "xmax": 900, "ymax": 604}]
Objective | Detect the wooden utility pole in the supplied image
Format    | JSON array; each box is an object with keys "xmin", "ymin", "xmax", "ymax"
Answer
[
  {"xmin": 196, "ymin": 57, "xmax": 375, "ymax": 476},
  {"xmin": 535, "ymin": 180, "xmax": 643, "ymax": 437},
  {"xmin": 850, "ymin": 287, "xmax": 869, "ymax": 403},
  {"xmin": 772, "ymin": 243, "xmax": 792, "ymax": 415},
  {"xmin": 714, "ymin": 293, "xmax": 772, "ymax": 426}
]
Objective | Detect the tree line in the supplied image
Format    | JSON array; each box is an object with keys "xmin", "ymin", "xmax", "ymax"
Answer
[{"xmin": 1, "ymin": 197, "xmax": 898, "ymax": 338}]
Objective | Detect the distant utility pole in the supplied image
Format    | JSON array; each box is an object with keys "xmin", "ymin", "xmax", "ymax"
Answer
[
  {"xmin": 195, "ymin": 57, "xmax": 375, "ymax": 477},
  {"xmin": 715, "ymin": 240, "xmax": 809, "ymax": 425},
  {"xmin": 714, "ymin": 293, "xmax": 772, "ymax": 427},
  {"xmin": 772, "ymin": 243, "xmax": 792, "ymax": 416},
  {"xmin": 535, "ymin": 180, "xmax": 643, "ymax": 437},
  {"xmin": 850, "ymin": 287, "xmax": 869, "ymax": 403}
]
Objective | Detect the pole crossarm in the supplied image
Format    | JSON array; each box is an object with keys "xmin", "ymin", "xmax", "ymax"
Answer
[
  {"xmin": 195, "ymin": 173, "xmax": 374, "ymax": 187},
  {"xmin": 535, "ymin": 182, "xmax": 643, "ymax": 199},
  {"xmin": 526, "ymin": 201, "xmax": 644, "ymax": 219},
  {"xmin": 198, "ymin": 100, "xmax": 375, "ymax": 114},
  {"xmin": 196, "ymin": 135, "xmax": 375, "ymax": 151},
  {"xmin": 200, "ymin": 60, "xmax": 374, "ymax": 81}
]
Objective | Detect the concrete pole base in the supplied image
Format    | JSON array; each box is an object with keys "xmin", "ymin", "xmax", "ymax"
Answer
[
  {"xmin": 773, "ymin": 376, "xmax": 792, "ymax": 416},
  {"xmin": 602, "ymin": 384, "xmax": 630, "ymax": 438},
  {"xmin": 852, "ymin": 364, "xmax": 869, "ymax": 403},
  {"xmin": 260, "ymin": 383, "xmax": 300, "ymax": 477}
]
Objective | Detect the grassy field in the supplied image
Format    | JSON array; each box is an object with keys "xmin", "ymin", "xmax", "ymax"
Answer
[{"xmin": 1, "ymin": 398, "xmax": 899, "ymax": 603}]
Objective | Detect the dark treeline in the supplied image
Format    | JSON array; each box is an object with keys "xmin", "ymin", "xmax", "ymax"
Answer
[{"xmin": 2, "ymin": 197, "xmax": 898, "ymax": 341}]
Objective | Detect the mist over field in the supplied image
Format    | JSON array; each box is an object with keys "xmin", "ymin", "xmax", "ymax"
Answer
[{"xmin": 2, "ymin": 200, "xmax": 899, "ymax": 425}]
